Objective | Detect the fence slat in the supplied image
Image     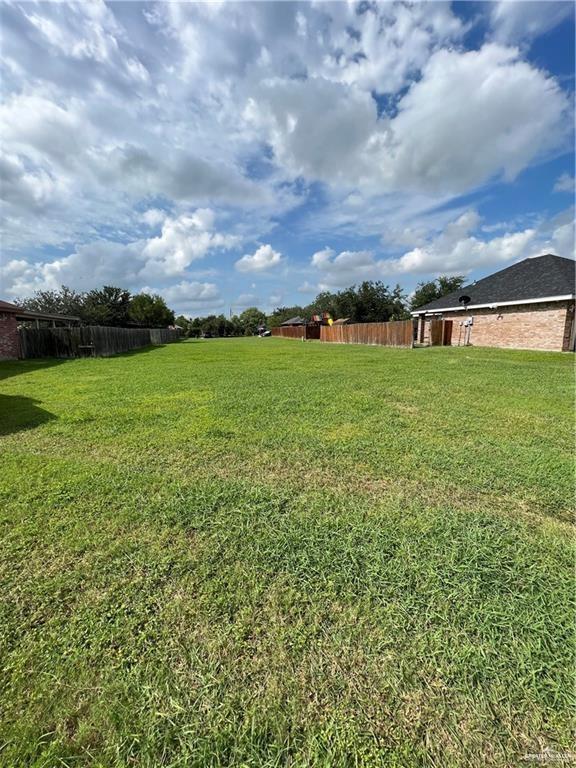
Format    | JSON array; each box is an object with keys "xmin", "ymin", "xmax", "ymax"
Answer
[
  {"xmin": 271, "ymin": 327, "xmax": 320, "ymax": 340},
  {"xmin": 18, "ymin": 326, "xmax": 181, "ymax": 359},
  {"xmin": 271, "ymin": 321, "xmax": 413, "ymax": 347},
  {"xmin": 320, "ymin": 320, "xmax": 413, "ymax": 347}
]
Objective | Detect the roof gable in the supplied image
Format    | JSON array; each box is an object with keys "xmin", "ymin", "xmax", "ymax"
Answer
[{"xmin": 412, "ymin": 254, "xmax": 575, "ymax": 313}]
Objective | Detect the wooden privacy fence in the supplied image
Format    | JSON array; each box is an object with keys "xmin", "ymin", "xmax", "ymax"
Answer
[
  {"xmin": 150, "ymin": 328, "xmax": 182, "ymax": 345},
  {"xmin": 271, "ymin": 326, "xmax": 321, "ymax": 340},
  {"xmin": 19, "ymin": 326, "xmax": 181, "ymax": 359},
  {"xmin": 320, "ymin": 320, "xmax": 414, "ymax": 347}
]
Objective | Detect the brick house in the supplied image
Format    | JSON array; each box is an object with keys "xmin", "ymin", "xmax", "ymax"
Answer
[
  {"xmin": 0, "ymin": 300, "xmax": 80, "ymax": 359},
  {"xmin": 411, "ymin": 254, "xmax": 575, "ymax": 352}
]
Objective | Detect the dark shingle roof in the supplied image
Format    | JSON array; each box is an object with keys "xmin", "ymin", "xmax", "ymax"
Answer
[
  {"xmin": 281, "ymin": 316, "xmax": 307, "ymax": 325},
  {"xmin": 0, "ymin": 299, "xmax": 80, "ymax": 322},
  {"xmin": 412, "ymin": 254, "xmax": 575, "ymax": 313},
  {"xmin": 0, "ymin": 300, "xmax": 21, "ymax": 313}
]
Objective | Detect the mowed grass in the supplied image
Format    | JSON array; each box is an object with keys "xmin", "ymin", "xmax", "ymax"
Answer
[{"xmin": 0, "ymin": 338, "xmax": 573, "ymax": 768}]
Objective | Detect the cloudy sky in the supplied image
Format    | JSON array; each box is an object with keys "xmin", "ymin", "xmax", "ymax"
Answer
[{"xmin": 1, "ymin": 1, "xmax": 574, "ymax": 316}]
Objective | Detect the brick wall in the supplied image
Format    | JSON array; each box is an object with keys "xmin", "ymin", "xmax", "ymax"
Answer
[
  {"xmin": 0, "ymin": 312, "xmax": 20, "ymax": 359},
  {"xmin": 423, "ymin": 301, "xmax": 574, "ymax": 352},
  {"xmin": 561, "ymin": 304, "xmax": 575, "ymax": 351}
]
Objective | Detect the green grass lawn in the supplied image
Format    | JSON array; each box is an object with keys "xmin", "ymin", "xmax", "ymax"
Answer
[{"xmin": 0, "ymin": 338, "xmax": 573, "ymax": 767}]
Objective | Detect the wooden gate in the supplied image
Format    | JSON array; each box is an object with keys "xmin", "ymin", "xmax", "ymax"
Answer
[{"xmin": 429, "ymin": 319, "xmax": 453, "ymax": 346}]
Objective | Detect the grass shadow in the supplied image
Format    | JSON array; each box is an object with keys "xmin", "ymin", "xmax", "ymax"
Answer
[
  {"xmin": 0, "ymin": 341, "xmax": 181, "ymax": 380},
  {"xmin": 0, "ymin": 357, "xmax": 67, "ymax": 383},
  {"xmin": 0, "ymin": 394, "xmax": 56, "ymax": 436},
  {"xmin": 104, "ymin": 343, "xmax": 175, "ymax": 359}
]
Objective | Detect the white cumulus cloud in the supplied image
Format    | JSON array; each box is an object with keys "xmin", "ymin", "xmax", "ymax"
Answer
[
  {"xmin": 311, "ymin": 247, "xmax": 380, "ymax": 289},
  {"xmin": 378, "ymin": 44, "xmax": 570, "ymax": 195},
  {"xmin": 307, "ymin": 208, "xmax": 574, "ymax": 288},
  {"xmin": 142, "ymin": 210, "xmax": 240, "ymax": 279},
  {"xmin": 161, "ymin": 281, "xmax": 223, "ymax": 314},
  {"xmin": 235, "ymin": 244, "xmax": 283, "ymax": 273},
  {"xmin": 0, "ymin": 209, "xmax": 240, "ymax": 298}
]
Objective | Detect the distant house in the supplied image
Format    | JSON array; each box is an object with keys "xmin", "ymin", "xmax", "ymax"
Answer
[
  {"xmin": 411, "ymin": 254, "xmax": 575, "ymax": 352},
  {"xmin": 281, "ymin": 316, "xmax": 307, "ymax": 326},
  {"xmin": 0, "ymin": 300, "xmax": 80, "ymax": 359}
]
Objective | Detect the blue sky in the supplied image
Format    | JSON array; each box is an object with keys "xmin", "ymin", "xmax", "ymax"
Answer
[{"xmin": 1, "ymin": 0, "xmax": 574, "ymax": 317}]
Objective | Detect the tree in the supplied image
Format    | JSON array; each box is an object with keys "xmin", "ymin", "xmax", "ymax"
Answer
[
  {"xmin": 18, "ymin": 283, "xmax": 178, "ymax": 328},
  {"xmin": 19, "ymin": 285, "xmax": 85, "ymax": 317},
  {"xmin": 184, "ymin": 314, "xmax": 244, "ymax": 337},
  {"xmin": 82, "ymin": 286, "xmax": 132, "ymax": 326},
  {"xmin": 306, "ymin": 281, "xmax": 408, "ymax": 323},
  {"xmin": 188, "ymin": 318, "xmax": 203, "ymax": 338},
  {"xmin": 129, "ymin": 293, "xmax": 175, "ymax": 327},
  {"xmin": 174, "ymin": 315, "xmax": 190, "ymax": 332},
  {"xmin": 229, "ymin": 315, "xmax": 244, "ymax": 336},
  {"xmin": 200, "ymin": 315, "xmax": 233, "ymax": 337},
  {"xmin": 410, "ymin": 275, "xmax": 466, "ymax": 310},
  {"xmin": 267, "ymin": 306, "xmax": 307, "ymax": 328},
  {"xmin": 307, "ymin": 291, "xmax": 337, "ymax": 318},
  {"xmin": 220, "ymin": 317, "xmax": 236, "ymax": 337},
  {"xmin": 239, "ymin": 307, "xmax": 267, "ymax": 336}
]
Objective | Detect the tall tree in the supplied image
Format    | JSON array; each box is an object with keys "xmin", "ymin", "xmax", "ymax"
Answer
[
  {"xmin": 18, "ymin": 286, "xmax": 85, "ymax": 317},
  {"xmin": 129, "ymin": 293, "xmax": 175, "ymax": 327},
  {"xmin": 307, "ymin": 281, "xmax": 408, "ymax": 323},
  {"xmin": 174, "ymin": 315, "xmax": 190, "ymax": 333},
  {"xmin": 410, "ymin": 275, "xmax": 466, "ymax": 310},
  {"xmin": 82, "ymin": 286, "xmax": 132, "ymax": 326},
  {"xmin": 229, "ymin": 315, "xmax": 244, "ymax": 336},
  {"xmin": 188, "ymin": 317, "xmax": 203, "ymax": 338},
  {"xmin": 239, "ymin": 307, "xmax": 267, "ymax": 335},
  {"xmin": 199, "ymin": 314, "xmax": 234, "ymax": 337},
  {"xmin": 307, "ymin": 291, "xmax": 337, "ymax": 318},
  {"xmin": 267, "ymin": 306, "xmax": 307, "ymax": 328}
]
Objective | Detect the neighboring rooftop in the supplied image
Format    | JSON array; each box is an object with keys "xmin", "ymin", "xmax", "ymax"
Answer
[
  {"xmin": 0, "ymin": 300, "xmax": 21, "ymax": 313},
  {"xmin": 412, "ymin": 254, "xmax": 576, "ymax": 314},
  {"xmin": 0, "ymin": 299, "xmax": 80, "ymax": 322},
  {"xmin": 281, "ymin": 316, "xmax": 307, "ymax": 326}
]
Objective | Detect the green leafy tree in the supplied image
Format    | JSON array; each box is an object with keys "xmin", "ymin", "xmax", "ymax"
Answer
[
  {"xmin": 410, "ymin": 275, "xmax": 466, "ymax": 310},
  {"xmin": 82, "ymin": 286, "xmax": 132, "ymax": 326},
  {"xmin": 199, "ymin": 315, "xmax": 219, "ymax": 336},
  {"xmin": 239, "ymin": 307, "xmax": 267, "ymax": 336},
  {"xmin": 197, "ymin": 314, "xmax": 230, "ymax": 337},
  {"xmin": 307, "ymin": 281, "xmax": 408, "ymax": 323},
  {"xmin": 19, "ymin": 284, "xmax": 178, "ymax": 328},
  {"xmin": 18, "ymin": 285, "xmax": 85, "ymax": 317},
  {"xmin": 128, "ymin": 293, "xmax": 175, "ymax": 327},
  {"xmin": 267, "ymin": 306, "xmax": 307, "ymax": 328},
  {"xmin": 188, "ymin": 318, "xmax": 203, "ymax": 338},
  {"xmin": 174, "ymin": 315, "xmax": 190, "ymax": 333},
  {"xmin": 221, "ymin": 317, "xmax": 236, "ymax": 337},
  {"xmin": 385, "ymin": 284, "xmax": 410, "ymax": 321},
  {"xmin": 229, "ymin": 315, "xmax": 244, "ymax": 336},
  {"xmin": 306, "ymin": 291, "xmax": 337, "ymax": 318}
]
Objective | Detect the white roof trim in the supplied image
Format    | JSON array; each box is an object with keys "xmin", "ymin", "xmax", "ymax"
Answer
[{"xmin": 411, "ymin": 294, "xmax": 575, "ymax": 316}]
